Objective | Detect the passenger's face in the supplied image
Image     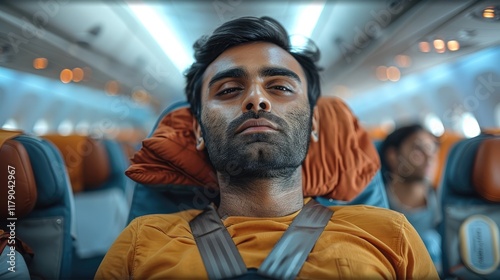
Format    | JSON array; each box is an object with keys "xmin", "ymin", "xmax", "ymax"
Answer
[
  {"xmin": 395, "ymin": 131, "xmax": 439, "ymax": 182},
  {"xmin": 198, "ymin": 42, "xmax": 312, "ymax": 178}
]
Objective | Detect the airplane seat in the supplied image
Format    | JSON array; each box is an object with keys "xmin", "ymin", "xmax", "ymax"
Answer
[
  {"xmin": 433, "ymin": 131, "xmax": 463, "ymax": 189},
  {"xmin": 439, "ymin": 134, "xmax": 500, "ymax": 279},
  {"xmin": 0, "ymin": 133, "xmax": 36, "ymax": 279},
  {"xmin": 127, "ymin": 97, "xmax": 385, "ymax": 223},
  {"xmin": 315, "ymin": 170, "xmax": 388, "ymax": 208},
  {"xmin": 0, "ymin": 130, "xmax": 75, "ymax": 279},
  {"xmin": 102, "ymin": 139, "xmax": 136, "ymax": 206},
  {"xmin": 43, "ymin": 134, "xmax": 129, "ymax": 279}
]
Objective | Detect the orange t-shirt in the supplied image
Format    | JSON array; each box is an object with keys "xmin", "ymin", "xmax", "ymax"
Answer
[{"xmin": 95, "ymin": 203, "xmax": 438, "ymax": 279}]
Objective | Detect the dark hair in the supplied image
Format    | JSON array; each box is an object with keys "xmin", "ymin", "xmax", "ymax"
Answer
[
  {"xmin": 184, "ymin": 16, "xmax": 321, "ymax": 123},
  {"xmin": 380, "ymin": 123, "xmax": 436, "ymax": 172}
]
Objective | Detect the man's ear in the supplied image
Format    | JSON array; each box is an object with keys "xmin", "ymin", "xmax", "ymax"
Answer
[
  {"xmin": 193, "ymin": 118, "xmax": 205, "ymax": 151},
  {"xmin": 311, "ymin": 106, "xmax": 320, "ymax": 142}
]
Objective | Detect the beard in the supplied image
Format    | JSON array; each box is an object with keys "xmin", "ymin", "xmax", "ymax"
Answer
[{"xmin": 200, "ymin": 107, "xmax": 312, "ymax": 180}]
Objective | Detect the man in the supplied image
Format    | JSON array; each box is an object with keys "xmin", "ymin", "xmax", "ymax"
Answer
[
  {"xmin": 380, "ymin": 124, "xmax": 442, "ymax": 273},
  {"xmin": 96, "ymin": 16, "xmax": 438, "ymax": 279}
]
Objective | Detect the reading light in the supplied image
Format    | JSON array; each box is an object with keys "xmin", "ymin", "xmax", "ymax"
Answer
[{"xmin": 473, "ymin": 5, "xmax": 500, "ymax": 21}]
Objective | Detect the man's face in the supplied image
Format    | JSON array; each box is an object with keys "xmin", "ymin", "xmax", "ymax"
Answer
[
  {"xmin": 394, "ymin": 131, "xmax": 439, "ymax": 182},
  {"xmin": 198, "ymin": 42, "xmax": 312, "ymax": 179}
]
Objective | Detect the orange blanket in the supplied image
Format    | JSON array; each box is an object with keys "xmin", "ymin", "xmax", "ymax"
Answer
[{"xmin": 125, "ymin": 97, "xmax": 380, "ymax": 201}]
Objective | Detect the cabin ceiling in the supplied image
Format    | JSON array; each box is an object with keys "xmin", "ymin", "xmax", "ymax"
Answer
[{"xmin": 0, "ymin": 0, "xmax": 499, "ymax": 114}]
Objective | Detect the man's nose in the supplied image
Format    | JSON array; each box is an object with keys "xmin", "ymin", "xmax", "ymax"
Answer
[{"xmin": 241, "ymin": 86, "xmax": 272, "ymax": 113}]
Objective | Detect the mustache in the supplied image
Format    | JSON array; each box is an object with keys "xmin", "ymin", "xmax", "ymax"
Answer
[{"xmin": 226, "ymin": 111, "xmax": 288, "ymax": 136}]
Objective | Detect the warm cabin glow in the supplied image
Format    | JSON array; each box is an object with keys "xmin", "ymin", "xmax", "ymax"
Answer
[
  {"xmin": 418, "ymin": 41, "xmax": 430, "ymax": 53},
  {"xmin": 376, "ymin": 66, "xmax": 388, "ymax": 81},
  {"xmin": 433, "ymin": 39, "xmax": 446, "ymax": 53},
  {"xmin": 105, "ymin": 80, "xmax": 120, "ymax": 95},
  {"xmin": 386, "ymin": 66, "xmax": 400, "ymax": 82},
  {"xmin": 395, "ymin": 55, "xmax": 412, "ymax": 68},
  {"xmin": 483, "ymin": 7, "xmax": 495, "ymax": 19},
  {"xmin": 60, "ymin": 69, "xmax": 73, "ymax": 83},
  {"xmin": 447, "ymin": 40, "xmax": 460, "ymax": 51},
  {"xmin": 72, "ymin": 68, "xmax": 84, "ymax": 82},
  {"xmin": 33, "ymin": 58, "xmax": 48, "ymax": 70},
  {"xmin": 132, "ymin": 89, "xmax": 150, "ymax": 104}
]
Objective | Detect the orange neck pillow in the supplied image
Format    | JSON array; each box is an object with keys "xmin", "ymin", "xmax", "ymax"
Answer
[{"xmin": 126, "ymin": 97, "xmax": 380, "ymax": 201}]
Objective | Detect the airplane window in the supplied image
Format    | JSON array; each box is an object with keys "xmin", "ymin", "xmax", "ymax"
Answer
[
  {"xmin": 2, "ymin": 118, "xmax": 18, "ymax": 130},
  {"xmin": 423, "ymin": 113, "xmax": 445, "ymax": 137},
  {"xmin": 33, "ymin": 119, "xmax": 50, "ymax": 135},
  {"xmin": 57, "ymin": 119, "xmax": 74, "ymax": 136},
  {"xmin": 459, "ymin": 112, "xmax": 481, "ymax": 138},
  {"xmin": 495, "ymin": 103, "xmax": 500, "ymax": 127},
  {"xmin": 75, "ymin": 121, "xmax": 90, "ymax": 135}
]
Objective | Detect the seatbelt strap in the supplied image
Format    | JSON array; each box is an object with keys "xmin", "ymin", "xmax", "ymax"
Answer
[
  {"xmin": 258, "ymin": 199, "xmax": 333, "ymax": 279},
  {"xmin": 190, "ymin": 199, "xmax": 333, "ymax": 280},
  {"xmin": 190, "ymin": 204, "xmax": 247, "ymax": 280}
]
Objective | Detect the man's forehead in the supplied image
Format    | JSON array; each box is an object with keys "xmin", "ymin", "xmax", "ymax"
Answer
[{"xmin": 202, "ymin": 42, "xmax": 305, "ymax": 81}]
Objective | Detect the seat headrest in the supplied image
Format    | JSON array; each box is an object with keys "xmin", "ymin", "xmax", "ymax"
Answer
[
  {"xmin": 44, "ymin": 135, "xmax": 111, "ymax": 193},
  {"xmin": 473, "ymin": 138, "xmax": 500, "ymax": 202},
  {"xmin": 126, "ymin": 97, "xmax": 381, "ymax": 201},
  {"xmin": 0, "ymin": 139, "xmax": 37, "ymax": 218}
]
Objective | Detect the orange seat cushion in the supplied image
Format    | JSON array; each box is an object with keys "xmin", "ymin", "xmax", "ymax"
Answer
[
  {"xmin": 0, "ymin": 138, "xmax": 37, "ymax": 218},
  {"xmin": 44, "ymin": 135, "xmax": 110, "ymax": 193},
  {"xmin": 473, "ymin": 138, "xmax": 500, "ymax": 202}
]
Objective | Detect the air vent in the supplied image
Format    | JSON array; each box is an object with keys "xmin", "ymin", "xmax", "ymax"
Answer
[{"xmin": 75, "ymin": 25, "xmax": 103, "ymax": 49}]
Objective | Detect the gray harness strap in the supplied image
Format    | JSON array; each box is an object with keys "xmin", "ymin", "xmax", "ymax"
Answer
[{"xmin": 190, "ymin": 199, "xmax": 334, "ymax": 280}]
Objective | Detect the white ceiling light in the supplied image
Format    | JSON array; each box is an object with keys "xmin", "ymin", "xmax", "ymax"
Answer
[
  {"xmin": 33, "ymin": 119, "xmax": 49, "ymax": 135},
  {"xmin": 424, "ymin": 113, "xmax": 445, "ymax": 137},
  {"xmin": 127, "ymin": 3, "xmax": 193, "ymax": 74},
  {"xmin": 2, "ymin": 118, "xmax": 19, "ymax": 130},
  {"xmin": 460, "ymin": 112, "xmax": 481, "ymax": 138},
  {"xmin": 290, "ymin": 1, "xmax": 326, "ymax": 46},
  {"xmin": 58, "ymin": 120, "xmax": 74, "ymax": 136}
]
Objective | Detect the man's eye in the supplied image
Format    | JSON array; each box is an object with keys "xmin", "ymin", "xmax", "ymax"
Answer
[
  {"xmin": 216, "ymin": 88, "xmax": 241, "ymax": 96},
  {"xmin": 271, "ymin": 85, "xmax": 292, "ymax": 92}
]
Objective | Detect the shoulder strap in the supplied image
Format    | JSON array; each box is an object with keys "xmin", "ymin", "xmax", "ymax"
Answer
[
  {"xmin": 258, "ymin": 199, "xmax": 333, "ymax": 279},
  {"xmin": 190, "ymin": 204, "xmax": 247, "ymax": 280},
  {"xmin": 190, "ymin": 199, "xmax": 333, "ymax": 280}
]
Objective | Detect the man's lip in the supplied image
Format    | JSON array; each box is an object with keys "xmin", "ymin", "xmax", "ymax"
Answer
[{"xmin": 235, "ymin": 119, "xmax": 278, "ymax": 134}]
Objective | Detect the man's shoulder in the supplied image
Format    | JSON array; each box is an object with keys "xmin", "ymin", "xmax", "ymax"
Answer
[
  {"xmin": 329, "ymin": 205, "xmax": 407, "ymax": 228},
  {"xmin": 130, "ymin": 209, "xmax": 203, "ymax": 231}
]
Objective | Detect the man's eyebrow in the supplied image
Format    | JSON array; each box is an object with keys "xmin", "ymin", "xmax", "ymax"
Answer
[
  {"xmin": 208, "ymin": 68, "xmax": 248, "ymax": 87},
  {"xmin": 259, "ymin": 67, "xmax": 301, "ymax": 84}
]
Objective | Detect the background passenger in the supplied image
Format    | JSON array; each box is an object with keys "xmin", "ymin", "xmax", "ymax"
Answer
[{"xmin": 380, "ymin": 123, "xmax": 442, "ymax": 273}]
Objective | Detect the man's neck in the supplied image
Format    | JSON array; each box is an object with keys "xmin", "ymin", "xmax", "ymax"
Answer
[
  {"xmin": 389, "ymin": 178, "xmax": 429, "ymax": 208},
  {"xmin": 216, "ymin": 168, "xmax": 304, "ymax": 218}
]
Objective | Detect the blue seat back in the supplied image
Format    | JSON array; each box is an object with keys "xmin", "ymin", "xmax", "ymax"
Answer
[
  {"xmin": 439, "ymin": 134, "xmax": 500, "ymax": 279},
  {"xmin": 14, "ymin": 134, "xmax": 76, "ymax": 279}
]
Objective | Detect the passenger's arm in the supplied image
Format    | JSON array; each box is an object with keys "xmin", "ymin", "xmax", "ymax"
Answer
[{"xmin": 94, "ymin": 219, "xmax": 138, "ymax": 279}]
